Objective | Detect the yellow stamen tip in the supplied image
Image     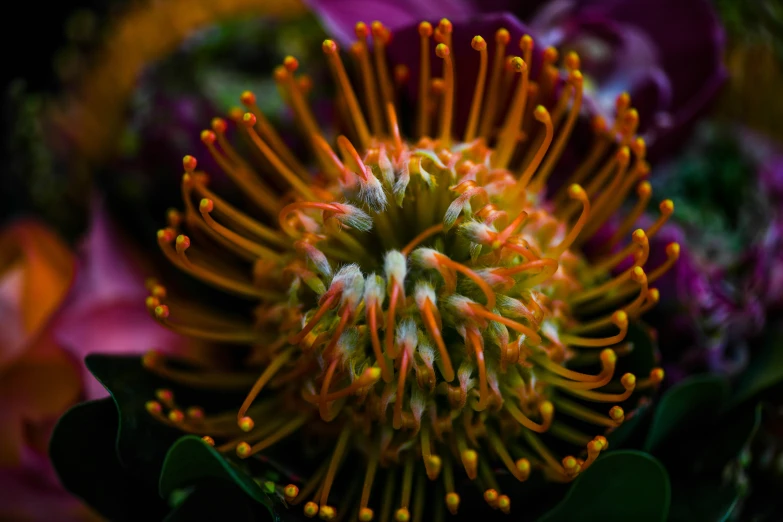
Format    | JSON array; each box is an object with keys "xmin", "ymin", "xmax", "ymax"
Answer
[
  {"xmin": 145, "ymin": 400, "xmax": 161, "ymax": 414},
  {"xmin": 182, "ymin": 155, "xmax": 197, "ymax": 171},
  {"xmin": 394, "ymin": 508, "xmax": 410, "ymax": 522},
  {"xmin": 418, "ymin": 21, "xmax": 432, "ymax": 37},
  {"xmin": 471, "ymin": 35, "xmax": 486, "ymax": 51},
  {"xmin": 516, "ymin": 458, "xmax": 531, "ymax": 476},
  {"xmin": 236, "ymin": 442, "xmax": 252, "ymax": 459},
  {"xmin": 498, "ymin": 495, "xmax": 511, "ymax": 513},
  {"xmin": 283, "ymin": 484, "xmax": 299, "ymax": 502},
  {"xmin": 568, "ymin": 184, "xmax": 585, "ymax": 198},
  {"xmin": 319, "ymin": 506, "xmax": 336, "ymax": 520},
  {"xmin": 484, "ymin": 488, "xmax": 499, "ymax": 504},
  {"xmin": 435, "ymin": 43, "xmax": 450, "ymax": 58},
  {"xmin": 534, "ymin": 105, "xmax": 550, "ymax": 122},
  {"xmin": 601, "ymin": 348, "xmax": 617, "ymax": 365},
  {"xmin": 621, "ymin": 373, "xmax": 637, "ymax": 389},
  {"xmin": 358, "ymin": 507, "xmax": 374, "ymax": 521},
  {"xmin": 650, "ymin": 368, "xmax": 665, "ymax": 383},
  {"xmin": 322, "ymin": 39, "xmax": 338, "ymax": 54},
  {"xmin": 445, "ymin": 492, "xmax": 460, "ymax": 514},
  {"xmin": 238, "ymin": 416, "xmax": 255, "ymax": 432},
  {"xmin": 563, "ymin": 456, "xmax": 578, "ymax": 470},
  {"xmin": 660, "ymin": 199, "xmax": 675, "ymax": 214},
  {"xmin": 540, "ymin": 400, "xmax": 554, "ymax": 417},
  {"xmin": 510, "ymin": 56, "xmax": 526, "ymax": 72},
  {"xmin": 667, "ymin": 243, "xmax": 680, "ymax": 257},
  {"xmin": 609, "ymin": 405, "xmax": 625, "ymax": 421},
  {"xmin": 304, "ymin": 502, "xmax": 319, "ymax": 518},
  {"xmin": 201, "ymin": 435, "xmax": 215, "ymax": 446},
  {"xmin": 495, "ymin": 28, "xmax": 510, "ymax": 44},
  {"xmin": 167, "ymin": 410, "xmax": 184, "ymax": 423}
]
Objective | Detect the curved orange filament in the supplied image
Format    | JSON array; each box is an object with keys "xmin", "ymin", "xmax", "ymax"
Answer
[
  {"xmin": 386, "ymin": 103, "xmax": 403, "ymax": 153},
  {"xmin": 607, "ymin": 181, "xmax": 652, "ymax": 249},
  {"xmin": 240, "ymin": 414, "xmax": 308, "ymax": 458},
  {"xmin": 402, "ymin": 223, "xmax": 445, "ymax": 256},
  {"xmin": 336, "ymin": 135, "xmax": 370, "ymax": 181},
  {"xmin": 534, "ymin": 349, "xmax": 615, "ymax": 383},
  {"xmin": 144, "ymin": 357, "xmax": 257, "ymax": 390},
  {"xmin": 239, "ymin": 116, "xmax": 318, "ymax": 201},
  {"xmin": 550, "ymin": 185, "xmax": 590, "ymax": 257},
  {"xmin": 371, "ymin": 23, "xmax": 394, "ymax": 132},
  {"xmin": 319, "ymin": 423, "xmax": 353, "ymax": 508},
  {"xmin": 503, "ymin": 241, "xmax": 540, "ymax": 261},
  {"xmin": 487, "ymin": 429, "xmax": 529, "ymax": 482},
  {"xmin": 238, "ymin": 349, "xmax": 293, "ymax": 420},
  {"xmin": 352, "ymin": 25, "xmax": 383, "ymax": 136},
  {"xmin": 554, "ymin": 397, "xmax": 622, "ymax": 428},
  {"xmin": 420, "ymin": 298, "xmax": 455, "ymax": 382},
  {"xmin": 531, "ymin": 70, "xmax": 584, "ymax": 189},
  {"xmin": 571, "ymin": 264, "xmax": 637, "ymax": 305},
  {"xmin": 319, "ymin": 358, "xmax": 340, "ymax": 421},
  {"xmin": 495, "ymin": 55, "xmax": 530, "ymax": 167},
  {"xmin": 158, "ymin": 234, "xmax": 278, "ymax": 300},
  {"xmin": 561, "ymin": 374, "xmax": 636, "ymax": 402},
  {"xmin": 312, "ymin": 134, "xmax": 346, "ymax": 180},
  {"xmin": 467, "ymin": 328, "xmax": 491, "ymax": 412},
  {"xmin": 278, "ymin": 201, "xmax": 341, "ymax": 238},
  {"xmin": 323, "ymin": 40, "xmax": 370, "ymax": 149},
  {"xmin": 559, "ymin": 316, "xmax": 628, "ymax": 348},
  {"xmin": 505, "ymin": 401, "xmax": 553, "ymax": 433},
  {"xmin": 494, "ymin": 258, "xmax": 558, "ymax": 279},
  {"xmin": 464, "ymin": 36, "xmax": 488, "ymax": 142},
  {"xmin": 416, "ymin": 22, "xmax": 432, "ymax": 138},
  {"xmin": 438, "ymin": 257, "xmax": 496, "ymax": 310},
  {"xmin": 289, "ymin": 292, "xmax": 338, "ymax": 344},
  {"xmin": 360, "ymin": 444, "xmax": 380, "ymax": 513},
  {"xmin": 468, "ymin": 305, "xmax": 542, "ymax": 346},
  {"xmin": 516, "ymin": 107, "xmax": 554, "ymax": 192},
  {"xmin": 393, "ymin": 349, "xmax": 411, "ymax": 429},
  {"xmin": 385, "ymin": 282, "xmax": 402, "ymax": 358},
  {"xmin": 594, "ymin": 229, "xmax": 648, "ymax": 272},
  {"xmin": 367, "ymin": 304, "xmax": 393, "ymax": 383},
  {"xmin": 199, "ymin": 203, "xmax": 282, "ymax": 261},
  {"xmin": 436, "ymin": 44, "xmax": 455, "ymax": 143},
  {"xmin": 151, "ymin": 306, "xmax": 260, "ymax": 344},
  {"xmin": 645, "ymin": 200, "xmax": 675, "ymax": 239},
  {"xmin": 478, "ymin": 29, "xmax": 510, "ymax": 139}
]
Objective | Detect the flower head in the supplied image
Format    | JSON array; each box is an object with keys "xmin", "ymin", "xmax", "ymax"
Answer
[{"xmin": 144, "ymin": 19, "xmax": 673, "ymax": 519}]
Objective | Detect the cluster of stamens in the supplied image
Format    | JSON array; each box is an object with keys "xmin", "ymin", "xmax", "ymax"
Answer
[{"xmin": 142, "ymin": 18, "xmax": 675, "ymax": 521}]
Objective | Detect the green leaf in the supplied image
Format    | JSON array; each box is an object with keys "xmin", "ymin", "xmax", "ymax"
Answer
[
  {"xmin": 537, "ymin": 451, "xmax": 670, "ymax": 522},
  {"xmin": 644, "ymin": 375, "xmax": 729, "ymax": 452},
  {"xmin": 732, "ymin": 326, "xmax": 783, "ymax": 406},
  {"xmin": 50, "ymin": 398, "xmax": 169, "ymax": 521},
  {"xmin": 84, "ymin": 355, "xmax": 248, "ymax": 489},
  {"xmin": 159, "ymin": 435, "xmax": 277, "ymax": 521}
]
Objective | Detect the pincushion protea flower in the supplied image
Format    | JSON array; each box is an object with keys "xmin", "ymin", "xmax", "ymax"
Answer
[{"xmin": 142, "ymin": 18, "xmax": 675, "ymax": 521}]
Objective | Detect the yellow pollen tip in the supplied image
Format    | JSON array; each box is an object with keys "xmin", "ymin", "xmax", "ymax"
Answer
[
  {"xmin": 365, "ymin": 367, "xmax": 382, "ymax": 381},
  {"xmin": 495, "ymin": 28, "xmax": 510, "ymax": 44},
  {"xmin": 438, "ymin": 18, "xmax": 452, "ymax": 34},
  {"xmin": 621, "ymin": 373, "xmax": 636, "ymax": 388},
  {"xmin": 304, "ymin": 502, "xmax": 319, "ymax": 518},
  {"xmin": 283, "ymin": 56, "xmax": 299, "ymax": 72},
  {"xmin": 145, "ymin": 400, "xmax": 161, "ymax": 414},
  {"xmin": 145, "ymin": 296, "xmax": 159, "ymax": 309},
  {"xmin": 667, "ymin": 243, "xmax": 680, "ymax": 257},
  {"xmin": 471, "ymin": 35, "xmax": 486, "ymax": 50},
  {"xmin": 319, "ymin": 506, "xmax": 336, "ymax": 520},
  {"xmin": 228, "ymin": 106, "xmax": 244, "ymax": 121},
  {"xmin": 660, "ymin": 199, "xmax": 674, "ymax": 214},
  {"xmin": 632, "ymin": 228, "xmax": 646, "ymax": 242},
  {"xmin": 395, "ymin": 508, "xmax": 410, "ymax": 522},
  {"xmin": 200, "ymin": 130, "xmax": 215, "ymax": 144},
  {"xmin": 631, "ymin": 266, "xmax": 646, "ymax": 281},
  {"xmin": 650, "ymin": 368, "xmax": 665, "ymax": 383},
  {"xmin": 242, "ymin": 112, "xmax": 257, "ymax": 126},
  {"xmin": 240, "ymin": 90, "xmax": 256, "ymax": 106},
  {"xmin": 484, "ymin": 488, "xmax": 499, "ymax": 504},
  {"xmin": 284, "ymin": 484, "xmax": 299, "ymax": 502},
  {"xmin": 601, "ymin": 349, "xmax": 617, "ymax": 365},
  {"xmin": 168, "ymin": 410, "xmax": 184, "ymax": 423},
  {"xmin": 199, "ymin": 198, "xmax": 214, "ymax": 213},
  {"xmin": 155, "ymin": 388, "xmax": 173, "ymax": 403},
  {"xmin": 510, "ymin": 56, "xmax": 526, "ymax": 72},
  {"xmin": 534, "ymin": 105, "xmax": 550, "ymax": 122},
  {"xmin": 238, "ymin": 416, "xmax": 255, "ymax": 432},
  {"xmin": 211, "ymin": 117, "xmax": 227, "ymax": 133},
  {"xmin": 355, "ymin": 22, "xmax": 369, "ymax": 39},
  {"xmin": 175, "ymin": 234, "xmax": 190, "ymax": 249},
  {"xmin": 540, "ymin": 401, "xmax": 554, "ymax": 416},
  {"xmin": 445, "ymin": 492, "xmax": 460, "ymax": 514},
  {"xmin": 418, "ymin": 21, "xmax": 432, "ymax": 37},
  {"xmin": 569, "ymin": 70, "xmax": 584, "ymax": 85},
  {"xmin": 609, "ymin": 406, "xmax": 624, "ymax": 421},
  {"xmin": 359, "ymin": 507, "xmax": 374, "ymax": 521},
  {"xmin": 568, "ymin": 184, "xmax": 585, "ymax": 198},
  {"xmin": 201, "ymin": 435, "xmax": 215, "ymax": 446},
  {"xmin": 142, "ymin": 350, "xmax": 160, "ymax": 368},
  {"xmin": 322, "ymin": 39, "xmax": 338, "ymax": 54},
  {"xmin": 182, "ymin": 155, "xmax": 197, "ymax": 171},
  {"xmin": 565, "ymin": 51, "xmax": 580, "ymax": 70},
  {"xmin": 154, "ymin": 305, "xmax": 169, "ymax": 319},
  {"xmin": 516, "ymin": 458, "xmax": 531, "ymax": 475},
  {"xmin": 498, "ymin": 495, "xmax": 511, "ymax": 514},
  {"xmin": 435, "ymin": 43, "xmax": 450, "ymax": 58},
  {"xmin": 236, "ymin": 442, "xmax": 252, "ymax": 458},
  {"xmin": 563, "ymin": 456, "xmax": 578, "ymax": 471},
  {"xmin": 617, "ymin": 146, "xmax": 631, "ymax": 162},
  {"xmin": 613, "ymin": 310, "xmax": 628, "ymax": 325}
]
